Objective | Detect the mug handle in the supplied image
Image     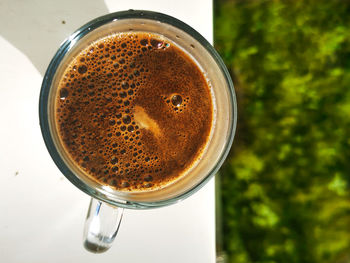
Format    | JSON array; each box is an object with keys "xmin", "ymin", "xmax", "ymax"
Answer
[{"xmin": 83, "ymin": 198, "xmax": 124, "ymax": 253}]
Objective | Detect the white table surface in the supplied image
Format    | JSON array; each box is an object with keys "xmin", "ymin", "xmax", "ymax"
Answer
[{"xmin": 0, "ymin": 0, "xmax": 215, "ymax": 262}]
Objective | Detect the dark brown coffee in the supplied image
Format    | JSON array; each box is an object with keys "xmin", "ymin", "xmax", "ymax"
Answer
[{"xmin": 55, "ymin": 32, "xmax": 213, "ymax": 191}]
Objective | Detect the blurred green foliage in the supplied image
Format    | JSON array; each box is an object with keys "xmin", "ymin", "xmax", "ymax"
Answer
[{"xmin": 214, "ymin": 0, "xmax": 350, "ymax": 262}]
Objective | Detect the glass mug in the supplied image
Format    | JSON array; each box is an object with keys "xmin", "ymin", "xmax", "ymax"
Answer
[{"xmin": 39, "ymin": 10, "xmax": 237, "ymax": 253}]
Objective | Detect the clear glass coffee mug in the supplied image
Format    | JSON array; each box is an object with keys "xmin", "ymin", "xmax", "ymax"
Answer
[{"xmin": 39, "ymin": 10, "xmax": 237, "ymax": 253}]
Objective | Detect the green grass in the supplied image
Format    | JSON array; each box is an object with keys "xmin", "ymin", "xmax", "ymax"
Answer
[{"xmin": 214, "ymin": 0, "xmax": 350, "ymax": 262}]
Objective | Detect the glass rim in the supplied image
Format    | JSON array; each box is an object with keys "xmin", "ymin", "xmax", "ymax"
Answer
[{"xmin": 39, "ymin": 9, "xmax": 237, "ymax": 209}]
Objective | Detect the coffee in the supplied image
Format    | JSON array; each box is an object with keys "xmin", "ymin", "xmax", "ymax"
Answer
[{"xmin": 55, "ymin": 32, "xmax": 213, "ymax": 191}]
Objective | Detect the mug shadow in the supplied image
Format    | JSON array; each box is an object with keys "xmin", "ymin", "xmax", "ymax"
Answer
[{"xmin": 0, "ymin": 0, "xmax": 109, "ymax": 75}]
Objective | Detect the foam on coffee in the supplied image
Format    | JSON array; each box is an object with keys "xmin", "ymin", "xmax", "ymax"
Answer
[{"xmin": 55, "ymin": 32, "xmax": 213, "ymax": 191}]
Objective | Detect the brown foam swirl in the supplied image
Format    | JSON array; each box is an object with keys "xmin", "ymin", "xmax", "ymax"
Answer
[{"xmin": 55, "ymin": 32, "xmax": 213, "ymax": 191}]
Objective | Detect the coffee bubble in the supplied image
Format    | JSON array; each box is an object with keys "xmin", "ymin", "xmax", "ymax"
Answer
[
  {"xmin": 150, "ymin": 39, "xmax": 164, "ymax": 49},
  {"xmin": 122, "ymin": 115, "xmax": 131, "ymax": 124},
  {"xmin": 119, "ymin": 91, "xmax": 127, "ymax": 98},
  {"xmin": 140, "ymin": 39, "xmax": 148, "ymax": 46},
  {"xmin": 78, "ymin": 65, "xmax": 87, "ymax": 74},
  {"xmin": 60, "ymin": 88, "xmax": 69, "ymax": 100},
  {"xmin": 122, "ymin": 181, "xmax": 130, "ymax": 187},
  {"xmin": 171, "ymin": 95, "xmax": 182, "ymax": 106},
  {"xmin": 144, "ymin": 175, "xmax": 153, "ymax": 182}
]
